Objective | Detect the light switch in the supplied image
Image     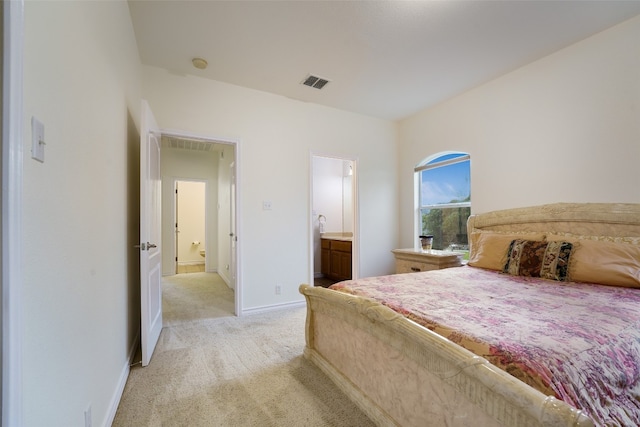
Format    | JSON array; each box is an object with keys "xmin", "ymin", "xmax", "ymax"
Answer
[
  {"xmin": 31, "ymin": 117, "xmax": 45, "ymax": 163},
  {"xmin": 262, "ymin": 201, "xmax": 273, "ymax": 210}
]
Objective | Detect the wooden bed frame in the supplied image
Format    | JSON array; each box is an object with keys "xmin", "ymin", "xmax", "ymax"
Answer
[{"xmin": 300, "ymin": 203, "xmax": 640, "ymax": 427}]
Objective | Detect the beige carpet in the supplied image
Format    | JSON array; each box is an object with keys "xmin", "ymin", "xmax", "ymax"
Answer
[
  {"xmin": 162, "ymin": 272, "xmax": 235, "ymax": 326},
  {"xmin": 113, "ymin": 273, "xmax": 375, "ymax": 426}
]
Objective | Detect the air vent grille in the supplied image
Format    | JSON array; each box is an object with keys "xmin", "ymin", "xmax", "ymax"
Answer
[
  {"xmin": 302, "ymin": 74, "xmax": 330, "ymax": 90},
  {"xmin": 161, "ymin": 136, "xmax": 216, "ymax": 152}
]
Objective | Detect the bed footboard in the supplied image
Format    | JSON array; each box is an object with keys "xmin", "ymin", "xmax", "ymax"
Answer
[{"xmin": 299, "ymin": 284, "xmax": 593, "ymax": 427}]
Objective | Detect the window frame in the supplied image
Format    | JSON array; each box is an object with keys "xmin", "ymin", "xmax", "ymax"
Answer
[{"xmin": 414, "ymin": 152, "xmax": 471, "ymax": 251}]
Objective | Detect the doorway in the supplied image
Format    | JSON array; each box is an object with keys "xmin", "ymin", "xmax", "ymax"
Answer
[
  {"xmin": 174, "ymin": 180, "xmax": 206, "ymax": 274},
  {"xmin": 310, "ymin": 154, "xmax": 358, "ymax": 288},
  {"xmin": 159, "ymin": 132, "xmax": 240, "ymax": 315}
]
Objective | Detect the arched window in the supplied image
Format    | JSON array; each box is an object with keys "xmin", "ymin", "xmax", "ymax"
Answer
[{"xmin": 415, "ymin": 152, "xmax": 470, "ymax": 254}]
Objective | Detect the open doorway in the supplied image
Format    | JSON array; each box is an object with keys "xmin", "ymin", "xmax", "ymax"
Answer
[
  {"xmin": 159, "ymin": 133, "xmax": 240, "ymax": 316},
  {"xmin": 174, "ymin": 180, "xmax": 206, "ymax": 274},
  {"xmin": 310, "ymin": 154, "xmax": 358, "ymax": 288}
]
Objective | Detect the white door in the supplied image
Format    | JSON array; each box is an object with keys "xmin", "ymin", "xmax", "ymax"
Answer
[{"xmin": 139, "ymin": 100, "xmax": 163, "ymax": 366}]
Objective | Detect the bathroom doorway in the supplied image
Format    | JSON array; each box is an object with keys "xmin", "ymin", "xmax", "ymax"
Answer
[
  {"xmin": 310, "ymin": 154, "xmax": 358, "ymax": 287},
  {"xmin": 175, "ymin": 180, "xmax": 206, "ymax": 274}
]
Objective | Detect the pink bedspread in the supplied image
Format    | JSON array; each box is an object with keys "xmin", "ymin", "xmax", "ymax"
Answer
[{"xmin": 330, "ymin": 266, "xmax": 640, "ymax": 426}]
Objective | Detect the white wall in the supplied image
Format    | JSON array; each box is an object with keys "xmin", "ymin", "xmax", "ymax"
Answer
[
  {"xmin": 313, "ymin": 156, "xmax": 344, "ymax": 233},
  {"xmin": 398, "ymin": 15, "xmax": 640, "ymax": 249},
  {"xmin": 160, "ymin": 147, "xmax": 219, "ymax": 275},
  {"xmin": 142, "ymin": 66, "xmax": 399, "ymax": 310},
  {"xmin": 22, "ymin": 2, "xmax": 141, "ymax": 426},
  {"xmin": 342, "ymin": 161, "xmax": 354, "ymax": 232}
]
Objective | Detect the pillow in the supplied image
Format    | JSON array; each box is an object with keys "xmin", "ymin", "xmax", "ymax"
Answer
[
  {"xmin": 467, "ymin": 231, "xmax": 545, "ymax": 271},
  {"xmin": 503, "ymin": 239, "xmax": 573, "ymax": 281},
  {"xmin": 546, "ymin": 235, "xmax": 640, "ymax": 288}
]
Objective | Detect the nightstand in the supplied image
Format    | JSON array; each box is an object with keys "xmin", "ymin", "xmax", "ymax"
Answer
[{"xmin": 391, "ymin": 249, "xmax": 462, "ymax": 274}]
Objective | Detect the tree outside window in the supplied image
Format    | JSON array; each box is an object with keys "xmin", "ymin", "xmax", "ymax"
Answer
[{"xmin": 416, "ymin": 153, "xmax": 470, "ymax": 255}]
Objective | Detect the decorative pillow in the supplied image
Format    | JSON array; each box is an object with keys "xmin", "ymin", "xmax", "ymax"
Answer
[
  {"xmin": 503, "ymin": 239, "xmax": 573, "ymax": 281},
  {"xmin": 546, "ymin": 235, "xmax": 640, "ymax": 288},
  {"xmin": 467, "ymin": 231, "xmax": 545, "ymax": 271}
]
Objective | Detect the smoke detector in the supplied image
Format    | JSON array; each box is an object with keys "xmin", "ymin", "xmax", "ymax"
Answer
[{"xmin": 301, "ymin": 74, "xmax": 330, "ymax": 90}]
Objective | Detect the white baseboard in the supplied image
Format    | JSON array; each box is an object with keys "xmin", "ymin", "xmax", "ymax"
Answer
[
  {"xmin": 241, "ymin": 300, "xmax": 306, "ymax": 315},
  {"xmin": 102, "ymin": 332, "xmax": 139, "ymax": 427},
  {"xmin": 218, "ymin": 269, "xmax": 231, "ymax": 286}
]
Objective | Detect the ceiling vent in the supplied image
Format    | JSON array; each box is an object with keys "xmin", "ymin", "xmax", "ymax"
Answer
[
  {"xmin": 302, "ymin": 74, "xmax": 330, "ymax": 90},
  {"xmin": 161, "ymin": 136, "xmax": 216, "ymax": 152}
]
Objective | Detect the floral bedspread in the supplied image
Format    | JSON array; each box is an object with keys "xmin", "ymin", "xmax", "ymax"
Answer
[{"xmin": 330, "ymin": 266, "xmax": 640, "ymax": 426}]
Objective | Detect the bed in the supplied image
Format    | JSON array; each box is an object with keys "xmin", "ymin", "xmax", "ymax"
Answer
[{"xmin": 299, "ymin": 203, "xmax": 640, "ymax": 427}]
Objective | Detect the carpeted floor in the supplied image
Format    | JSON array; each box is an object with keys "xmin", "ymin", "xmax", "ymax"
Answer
[
  {"xmin": 162, "ymin": 272, "xmax": 235, "ymax": 326},
  {"xmin": 112, "ymin": 273, "xmax": 375, "ymax": 426}
]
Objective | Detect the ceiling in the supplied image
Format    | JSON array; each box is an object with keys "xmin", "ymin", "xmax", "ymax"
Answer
[{"xmin": 128, "ymin": 1, "xmax": 640, "ymax": 121}]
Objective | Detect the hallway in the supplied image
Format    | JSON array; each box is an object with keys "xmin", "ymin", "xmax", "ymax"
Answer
[{"xmin": 162, "ymin": 272, "xmax": 235, "ymax": 326}]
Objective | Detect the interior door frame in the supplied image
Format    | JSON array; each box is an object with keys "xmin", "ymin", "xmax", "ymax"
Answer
[
  {"xmin": 161, "ymin": 129, "xmax": 242, "ymax": 316},
  {"xmin": 3, "ymin": 0, "xmax": 24, "ymax": 424},
  {"xmin": 229, "ymin": 161, "xmax": 236, "ymax": 292},
  {"xmin": 308, "ymin": 151, "xmax": 359, "ymax": 286}
]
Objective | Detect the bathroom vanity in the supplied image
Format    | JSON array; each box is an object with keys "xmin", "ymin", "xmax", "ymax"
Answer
[{"xmin": 320, "ymin": 233, "xmax": 352, "ymax": 281}]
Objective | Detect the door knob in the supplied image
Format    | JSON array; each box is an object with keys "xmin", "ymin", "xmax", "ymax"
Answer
[{"xmin": 134, "ymin": 242, "xmax": 157, "ymax": 250}]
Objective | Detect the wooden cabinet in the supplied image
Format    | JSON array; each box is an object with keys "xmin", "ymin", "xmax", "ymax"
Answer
[
  {"xmin": 392, "ymin": 249, "xmax": 462, "ymax": 274},
  {"xmin": 321, "ymin": 239, "xmax": 352, "ymax": 281},
  {"xmin": 321, "ymin": 240, "xmax": 331, "ymax": 276}
]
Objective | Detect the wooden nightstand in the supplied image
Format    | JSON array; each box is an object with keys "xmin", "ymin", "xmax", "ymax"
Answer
[{"xmin": 391, "ymin": 249, "xmax": 462, "ymax": 274}]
